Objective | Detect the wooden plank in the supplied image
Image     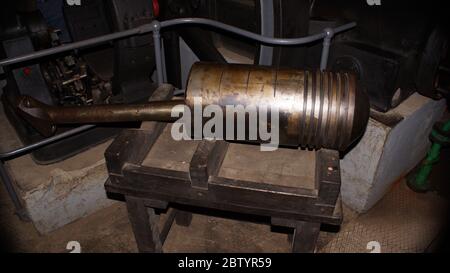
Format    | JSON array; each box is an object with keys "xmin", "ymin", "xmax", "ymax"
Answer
[
  {"xmin": 125, "ymin": 196, "xmax": 162, "ymax": 253},
  {"xmin": 211, "ymin": 176, "xmax": 317, "ymax": 198},
  {"xmin": 316, "ymin": 149, "xmax": 341, "ymax": 206},
  {"xmin": 142, "ymin": 125, "xmax": 199, "ymax": 172},
  {"xmin": 105, "ymin": 167, "xmax": 342, "ymax": 225},
  {"xmin": 159, "ymin": 208, "xmax": 176, "ymax": 244},
  {"xmin": 189, "ymin": 140, "xmax": 215, "ymax": 189},
  {"xmin": 123, "ymin": 165, "xmax": 316, "ymax": 212},
  {"xmin": 107, "ymin": 178, "xmax": 341, "ymax": 225},
  {"xmin": 142, "ymin": 198, "xmax": 169, "ymax": 210},
  {"xmin": 105, "ymin": 129, "xmax": 164, "ymax": 179},
  {"xmin": 219, "ymin": 143, "xmax": 316, "ymax": 190},
  {"xmin": 291, "ymin": 221, "xmax": 321, "ymax": 253},
  {"xmin": 175, "ymin": 209, "xmax": 193, "ymax": 227},
  {"xmin": 208, "ymin": 141, "xmax": 229, "ymax": 177},
  {"xmin": 189, "ymin": 140, "xmax": 228, "ymax": 189}
]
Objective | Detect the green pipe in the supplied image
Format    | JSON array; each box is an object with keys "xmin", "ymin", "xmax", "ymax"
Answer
[{"xmin": 408, "ymin": 120, "xmax": 450, "ymax": 192}]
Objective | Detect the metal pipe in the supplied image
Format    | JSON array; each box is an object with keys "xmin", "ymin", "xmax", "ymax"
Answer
[
  {"xmin": 0, "ymin": 27, "xmax": 145, "ymax": 67},
  {"xmin": 160, "ymin": 18, "xmax": 355, "ymax": 46},
  {"xmin": 407, "ymin": 120, "xmax": 450, "ymax": 192},
  {"xmin": 0, "ymin": 18, "xmax": 356, "ymax": 68},
  {"xmin": 0, "ymin": 125, "xmax": 95, "ymax": 160},
  {"xmin": 16, "ymin": 96, "xmax": 181, "ymax": 136},
  {"xmin": 152, "ymin": 21, "xmax": 164, "ymax": 84},
  {"xmin": 0, "ymin": 161, "xmax": 29, "ymax": 221},
  {"xmin": 320, "ymin": 28, "xmax": 334, "ymax": 71},
  {"xmin": 258, "ymin": 0, "xmax": 275, "ymax": 65}
]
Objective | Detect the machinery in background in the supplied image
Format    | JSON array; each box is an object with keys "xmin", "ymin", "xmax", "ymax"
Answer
[
  {"xmin": 0, "ymin": 0, "xmax": 157, "ymax": 163},
  {"xmin": 1, "ymin": 0, "xmax": 449, "ymax": 163},
  {"xmin": 306, "ymin": 0, "xmax": 449, "ymax": 112},
  {"xmin": 160, "ymin": 0, "xmax": 449, "ymax": 112}
]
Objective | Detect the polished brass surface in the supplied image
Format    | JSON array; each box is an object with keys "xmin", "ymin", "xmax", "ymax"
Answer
[
  {"xmin": 185, "ymin": 63, "xmax": 368, "ymax": 150},
  {"xmin": 16, "ymin": 62, "xmax": 369, "ymax": 151},
  {"xmin": 16, "ymin": 96, "xmax": 182, "ymax": 136}
]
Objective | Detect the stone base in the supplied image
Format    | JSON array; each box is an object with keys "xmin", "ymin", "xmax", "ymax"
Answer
[
  {"xmin": 340, "ymin": 93, "xmax": 446, "ymax": 212},
  {"xmin": 0, "ymin": 104, "xmax": 114, "ymax": 234}
]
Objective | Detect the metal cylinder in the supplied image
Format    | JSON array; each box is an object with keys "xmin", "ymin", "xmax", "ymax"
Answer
[
  {"xmin": 16, "ymin": 96, "xmax": 181, "ymax": 136},
  {"xmin": 16, "ymin": 62, "xmax": 369, "ymax": 151},
  {"xmin": 185, "ymin": 63, "xmax": 369, "ymax": 151}
]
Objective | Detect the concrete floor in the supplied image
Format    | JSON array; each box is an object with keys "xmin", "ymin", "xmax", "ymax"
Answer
[{"xmin": 0, "ymin": 176, "xmax": 445, "ymax": 253}]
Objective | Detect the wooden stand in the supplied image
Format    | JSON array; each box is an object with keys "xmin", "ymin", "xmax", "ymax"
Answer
[{"xmin": 104, "ymin": 85, "xmax": 342, "ymax": 253}]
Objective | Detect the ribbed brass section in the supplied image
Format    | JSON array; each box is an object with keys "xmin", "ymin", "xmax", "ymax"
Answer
[{"xmin": 185, "ymin": 62, "xmax": 365, "ymax": 150}]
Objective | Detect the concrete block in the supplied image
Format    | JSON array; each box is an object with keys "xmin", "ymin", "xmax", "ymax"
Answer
[
  {"xmin": 20, "ymin": 159, "xmax": 113, "ymax": 233},
  {"xmin": 340, "ymin": 93, "xmax": 446, "ymax": 212},
  {"xmin": 0, "ymin": 104, "xmax": 114, "ymax": 234}
]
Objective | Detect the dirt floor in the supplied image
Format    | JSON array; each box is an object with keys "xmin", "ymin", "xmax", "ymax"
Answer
[{"xmin": 0, "ymin": 176, "xmax": 445, "ymax": 253}]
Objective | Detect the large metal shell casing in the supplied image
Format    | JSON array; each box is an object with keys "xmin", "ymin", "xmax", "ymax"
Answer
[
  {"xmin": 185, "ymin": 62, "xmax": 369, "ymax": 151},
  {"xmin": 16, "ymin": 62, "xmax": 369, "ymax": 151}
]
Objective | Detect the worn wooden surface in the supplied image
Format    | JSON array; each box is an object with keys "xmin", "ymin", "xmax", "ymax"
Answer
[
  {"xmin": 143, "ymin": 126, "xmax": 316, "ymax": 191},
  {"xmin": 106, "ymin": 125, "xmax": 342, "ymax": 224},
  {"xmin": 219, "ymin": 143, "xmax": 316, "ymax": 190},
  {"xmin": 105, "ymin": 87, "xmax": 343, "ymax": 252},
  {"xmin": 125, "ymin": 196, "xmax": 163, "ymax": 253},
  {"xmin": 142, "ymin": 125, "xmax": 198, "ymax": 172}
]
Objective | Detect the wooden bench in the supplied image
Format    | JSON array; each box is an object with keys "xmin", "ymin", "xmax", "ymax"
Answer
[{"xmin": 104, "ymin": 84, "xmax": 342, "ymax": 253}]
